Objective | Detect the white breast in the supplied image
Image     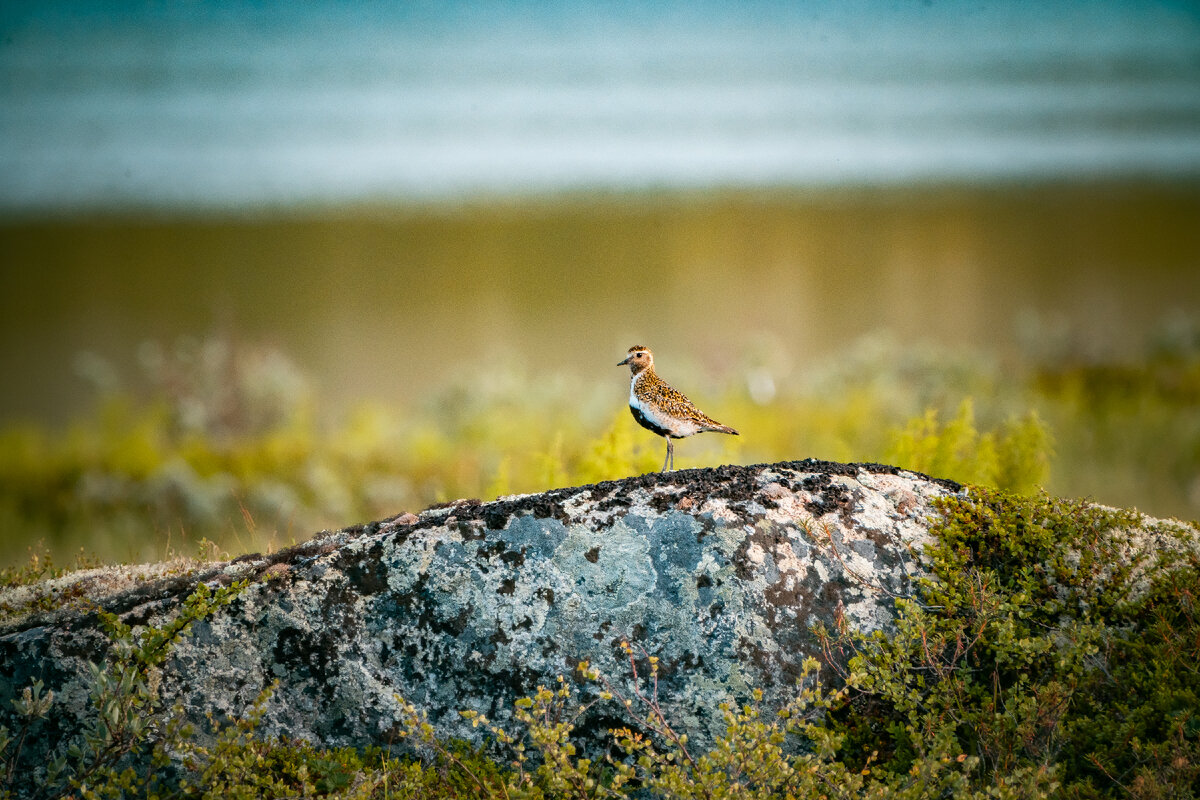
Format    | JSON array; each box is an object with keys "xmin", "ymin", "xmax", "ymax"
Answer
[{"xmin": 628, "ymin": 372, "xmax": 642, "ymax": 407}]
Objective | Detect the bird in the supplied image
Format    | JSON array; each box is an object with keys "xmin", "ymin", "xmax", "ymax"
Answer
[{"xmin": 617, "ymin": 345, "xmax": 738, "ymax": 472}]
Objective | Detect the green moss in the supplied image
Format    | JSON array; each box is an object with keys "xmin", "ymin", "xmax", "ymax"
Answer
[{"xmin": 830, "ymin": 488, "xmax": 1200, "ymax": 798}]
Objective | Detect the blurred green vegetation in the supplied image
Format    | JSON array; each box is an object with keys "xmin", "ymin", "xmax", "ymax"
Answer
[{"xmin": 1, "ymin": 324, "xmax": 1198, "ymax": 568}]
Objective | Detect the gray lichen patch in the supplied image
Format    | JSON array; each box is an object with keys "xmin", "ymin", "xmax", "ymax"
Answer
[
  {"xmin": 1, "ymin": 460, "xmax": 973, "ymax": 771},
  {"xmin": 0, "ymin": 558, "xmax": 209, "ymax": 629}
]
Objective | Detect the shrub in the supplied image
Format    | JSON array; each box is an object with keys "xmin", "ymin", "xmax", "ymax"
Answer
[
  {"xmin": 884, "ymin": 399, "xmax": 1052, "ymax": 493},
  {"xmin": 826, "ymin": 489, "xmax": 1200, "ymax": 798},
  {"xmin": 1, "ymin": 580, "xmax": 245, "ymax": 799}
]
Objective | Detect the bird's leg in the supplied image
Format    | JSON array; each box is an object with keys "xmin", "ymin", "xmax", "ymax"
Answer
[{"xmin": 662, "ymin": 437, "xmax": 673, "ymax": 472}]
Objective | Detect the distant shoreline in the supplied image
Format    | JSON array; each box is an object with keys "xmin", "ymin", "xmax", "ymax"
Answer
[{"xmin": 3, "ymin": 175, "xmax": 1200, "ymax": 225}]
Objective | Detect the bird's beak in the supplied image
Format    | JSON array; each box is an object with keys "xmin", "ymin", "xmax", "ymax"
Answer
[{"xmin": 617, "ymin": 356, "xmax": 630, "ymax": 366}]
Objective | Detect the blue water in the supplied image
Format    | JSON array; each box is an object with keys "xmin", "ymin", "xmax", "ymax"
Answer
[{"xmin": 2, "ymin": 1, "xmax": 1199, "ymax": 211}]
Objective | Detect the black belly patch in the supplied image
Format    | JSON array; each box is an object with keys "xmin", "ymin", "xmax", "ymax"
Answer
[{"xmin": 630, "ymin": 405, "xmax": 675, "ymax": 438}]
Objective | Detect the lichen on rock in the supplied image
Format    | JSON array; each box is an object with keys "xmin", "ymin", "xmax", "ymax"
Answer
[{"xmin": 0, "ymin": 459, "xmax": 964, "ymax": 778}]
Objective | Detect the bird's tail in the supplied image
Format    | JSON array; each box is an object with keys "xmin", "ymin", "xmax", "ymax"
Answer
[{"xmin": 704, "ymin": 421, "xmax": 739, "ymax": 435}]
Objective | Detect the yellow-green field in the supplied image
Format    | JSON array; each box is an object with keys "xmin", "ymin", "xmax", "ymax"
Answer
[
  {"xmin": 1, "ymin": 182, "xmax": 1197, "ymax": 568},
  {"xmin": 1, "ymin": 327, "xmax": 1196, "ymax": 570}
]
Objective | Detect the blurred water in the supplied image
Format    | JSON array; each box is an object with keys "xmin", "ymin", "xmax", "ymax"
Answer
[{"xmin": 2, "ymin": 0, "xmax": 1199, "ymax": 211}]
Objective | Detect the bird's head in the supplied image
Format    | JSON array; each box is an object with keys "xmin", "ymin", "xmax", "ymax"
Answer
[{"xmin": 617, "ymin": 345, "xmax": 654, "ymax": 375}]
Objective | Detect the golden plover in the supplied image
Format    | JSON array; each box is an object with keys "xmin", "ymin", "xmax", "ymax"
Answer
[{"xmin": 617, "ymin": 345, "xmax": 739, "ymax": 472}]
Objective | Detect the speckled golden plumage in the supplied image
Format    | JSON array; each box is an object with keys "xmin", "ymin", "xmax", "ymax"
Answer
[
  {"xmin": 634, "ymin": 370, "xmax": 735, "ymax": 432},
  {"xmin": 617, "ymin": 345, "xmax": 738, "ymax": 472}
]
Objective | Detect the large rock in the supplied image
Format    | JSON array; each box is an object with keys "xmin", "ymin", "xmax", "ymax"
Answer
[{"xmin": 1, "ymin": 460, "xmax": 961, "ymax": 778}]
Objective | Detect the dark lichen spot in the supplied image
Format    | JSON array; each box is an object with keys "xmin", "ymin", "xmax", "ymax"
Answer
[
  {"xmin": 460, "ymin": 521, "xmax": 487, "ymax": 541},
  {"xmin": 584, "ymin": 546, "xmax": 601, "ymax": 563},
  {"xmin": 320, "ymin": 582, "xmax": 363, "ymax": 635},
  {"xmin": 273, "ymin": 626, "xmax": 338, "ymax": 685},
  {"xmin": 497, "ymin": 578, "xmax": 516, "ymax": 596},
  {"xmin": 650, "ymin": 492, "xmax": 677, "ymax": 513},
  {"xmin": 418, "ymin": 600, "xmax": 473, "ymax": 638},
  {"xmin": 731, "ymin": 537, "xmax": 761, "ymax": 581},
  {"xmin": 477, "ymin": 540, "xmax": 508, "ymax": 562},
  {"xmin": 440, "ymin": 490, "xmax": 574, "ymax": 530},
  {"xmin": 696, "ymin": 574, "xmax": 712, "ymax": 588},
  {"xmin": 763, "ymin": 580, "xmax": 810, "ymax": 628},
  {"xmin": 338, "ymin": 542, "xmax": 389, "ymax": 594},
  {"xmin": 536, "ymin": 587, "xmax": 555, "ymax": 606},
  {"xmin": 530, "ymin": 498, "xmax": 564, "ymax": 520},
  {"xmin": 483, "ymin": 508, "xmax": 512, "ymax": 530},
  {"xmin": 801, "ymin": 472, "xmax": 853, "ymax": 517}
]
